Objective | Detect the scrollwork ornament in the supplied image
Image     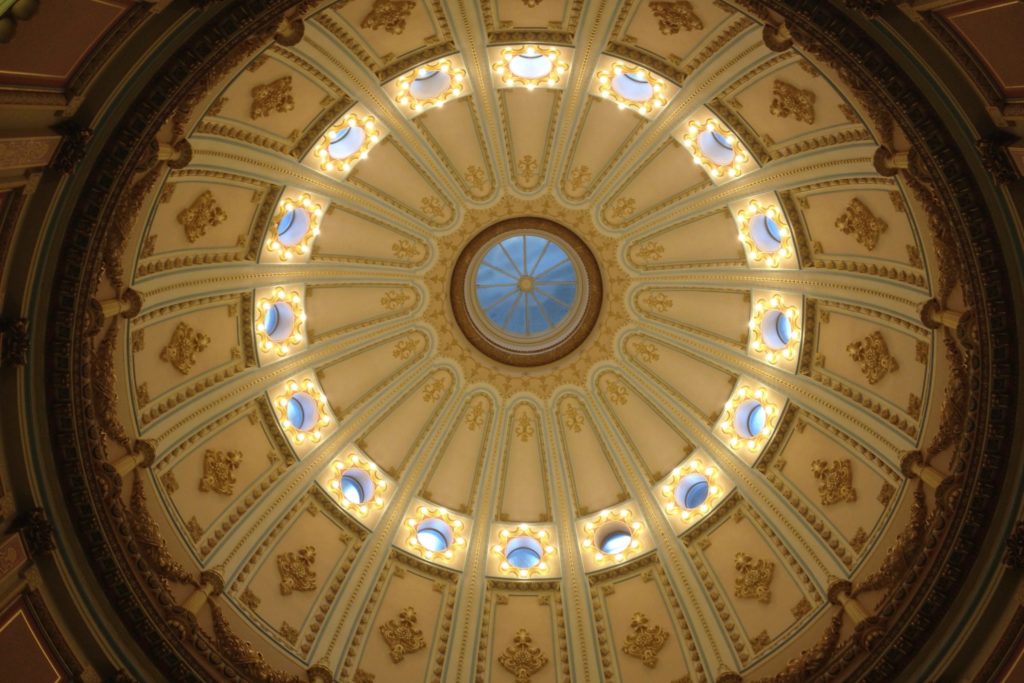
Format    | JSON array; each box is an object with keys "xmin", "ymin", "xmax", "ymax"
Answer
[
  {"xmin": 498, "ymin": 629, "xmax": 548, "ymax": 683},
  {"xmin": 379, "ymin": 607, "xmax": 426, "ymax": 663},
  {"xmin": 621, "ymin": 612, "xmax": 669, "ymax": 667}
]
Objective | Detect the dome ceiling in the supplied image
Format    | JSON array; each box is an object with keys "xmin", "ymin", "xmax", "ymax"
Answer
[{"xmin": 42, "ymin": 0, "xmax": 1011, "ymax": 682}]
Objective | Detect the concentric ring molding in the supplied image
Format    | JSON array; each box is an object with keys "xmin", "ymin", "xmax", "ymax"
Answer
[{"xmin": 34, "ymin": 0, "xmax": 1017, "ymax": 681}]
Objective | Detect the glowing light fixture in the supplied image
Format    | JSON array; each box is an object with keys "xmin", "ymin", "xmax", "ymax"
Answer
[
  {"xmin": 274, "ymin": 378, "xmax": 331, "ymax": 445},
  {"xmin": 718, "ymin": 386, "xmax": 780, "ymax": 453},
  {"xmin": 266, "ymin": 194, "xmax": 323, "ymax": 262},
  {"xmin": 404, "ymin": 506, "xmax": 467, "ymax": 563},
  {"xmin": 681, "ymin": 118, "xmax": 749, "ymax": 180},
  {"xmin": 492, "ymin": 45, "xmax": 569, "ymax": 89},
  {"xmin": 736, "ymin": 200, "xmax": 794, "ymax": 268},
  {"xmin": 582, "ymin": 508, "xmax": 644, "ymax": 564},
  {"xmin": 595, "ymin": 61, "xmax": 667, "ymax": 115},
  {"xmin": 314, "ymin": 113, "xmax": 381, "ymax": 173},
  {"xmin": 327, "ymin": 453, "xmax": 388, "ymax": 516},
  {"xmin": 660, "ymin": 458, "xmax": 725, "ymax": 523},
  {"xmin": 255, "ymin": 287, "xmax": 305, "ymax": 356},
  {"xmin": 749, "ymin": 295, "xmax": 801, "ymax": 365},
  {"xmin": 492, "ymin": 524, "xmax": 557, "ymax": 579},
  {"xmin": 396, "ymin": 59, "xmax": 467, "ymax": 112}
]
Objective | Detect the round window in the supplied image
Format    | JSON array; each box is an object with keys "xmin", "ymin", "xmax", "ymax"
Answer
[
  {"xmin": 409, "ymin": 69, "xmax": 451, "ymax": 100},
  {"xmin": 612, "ymin": 71, "xmax": 654, "ymax": 102},
  {"xmin": 285, "ymin": 392, "xmax": 318, "ymax": 431},
  {"xmin": 276, "ymin": 207, "xmax": 310, "ymax": 247},
  {"xmin": 416, "ymin": 519, "xmax": 453, "ymax": 553},
  {"xmin": 327, "ymin": 126, "xmax": 366, "ymax": 160},
  {"xmin": 505, "ymin": 536, "xmax": 543, "ymax": 569},
  {"xmin": 697, "ymin": 129, "xmax": 737, "ymax": 166},
  {"xmin": 509, "ymin": 53, "xmax": 553, "ymax": 79},
  {"xmin": 597, "ymin": 522, "xmax": 634, "ymax": 555},
  {"xmin": 749, "ymin": 213, "xmax": 784, "ymax": 252},
  {"xmin": 675, "ymin": 473, "xmax": 710, "ymax": 510},
  {"xmin": 760, "ymin": 310, "xmax": 793, "ymax": 350},
  {"xmin": 264, "ymin": 302, "xmax": 296, "ymax": 343},
  {"xmin": 734, "ymin": 399, "xmax": 767, "ymax": 439},
  {"xmin": 339, "ymin": 469, "xmax": 374, "ymax": 505}
]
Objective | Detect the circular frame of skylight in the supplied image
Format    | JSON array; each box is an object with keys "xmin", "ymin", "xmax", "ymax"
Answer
[
  {"xmin": 504, "ymin": 536, "xmax": 544, "ymax": 570},
  {"xmin": 750, "ymin": 295, "xmax": 801, "ymax": 364},
  {"xmin": 266, "ymin": 193, "xmax": 323, "ymax": 261},
  {"xmin": 675, "ymin": 473, "xmax": 711, "ymax": 510},
  {"xmin": 328, "ymin": 455, "xmax": 387, "ymax": 516},
  {"xmin": 596, "ymin": 62, "xmax": 667, "ymax": 114},
  {"xmin": 681, "ymin": 118, "xmax": 749, "ymax": 179},
  {"xmin": 736, "ymin": 200, "xmax": 793, "ymax": 267},
  {"xmin": 314, "ymin": 113, "xmax": 380, "ymax": 173},
  {"xmin": 255, "ymin": 287, "xmax": 305, "ymax": 356},
  {"xmin": 415, "ymin": 518, "xmax": 453, "ymax": 552},
  {"xmin": 451, "ymin": 217, "xmax": 602, "ymax": 367},
  {"xmin": 395, "ymin": 59, "xmax": 466, "ymax": 111},
  {"xmin": 733, "ymin": 399, "xmax": 768, "ymax": 439},
  {"xmin": 338, "ymin": 468, "xmax": 374, "ymax": 505},
  {"xmin": 409, "ymin": 69, "xmax": 451, "ymax": 100},
  {"xmin": 492, "ymin": 44, "xmax": 569, "ymax": 89}
]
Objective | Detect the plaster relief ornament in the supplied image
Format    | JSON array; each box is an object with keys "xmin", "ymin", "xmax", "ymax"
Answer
[
  {"xmin": 361, "ymin": 0, "xmax": 416, "ymax": 35},
  {"xmin": 811, "ymin": 458, "xmax": 857, "ymax": 505},
  {"xmin": 835, "ymin": 197, "xmax": 888, "ymax": 250},
  {"xmin": 199, "ymin": 449, "xmax": 243, "ymax": 495},
  {"xmin": 250, "ymin": 76, "xmax": 295, "ymax": 119},
  {"xmin": 160, "ymin": 322, "xmax": 210, "ymax": 375},
  {"xmin": 734, "ymin": 552, "xmax": 774, "ymax": 603},
  {"xmin": 379, "ymin": 607, "xmax": 427, "ymax": 663},
  {"xmin": 498, "ymin": 629, "xmax": 548, "ymax": 683},
  {"xmin": 177, "ymin": 190, "xmax": 227, "ymax": 243},
  {"xmin": 649, "ymin": 1, "xmax": 704, "ymax": 34},
  {"xmin": 276, "ymin": 546, "xmax": 317, "ymax": 595},
  {"xmin": 621, "ymin": 612, "xmax": 669, "ymax": 667},
  {"xmin": 770, "ymin": 79, "xmax": 816, "ymax": 125},
  {"xmin": 847, "ymin": 331, "xmax": 899, "ymax": 384}
]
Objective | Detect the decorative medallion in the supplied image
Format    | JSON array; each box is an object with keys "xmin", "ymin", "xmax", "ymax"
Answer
[
  {"xmin": 379, "ymin": 607, "xmax": 427, "ymax": 662},
  {"xmin": 649, "ymin": 1, "xmax": 704, "ymax": 34},
  {"xmin": 847, "ymin": 331, "xmax": 899, "ymax": 384},
  {"xmin": 159, "ymin": 322, "xmax": 210, "ymax": 375},
  {"xmin": 734, "ymin": 552, "xmax": 774, "ymax": 603},
  {"xmin": 361, "ymin": 0, "xmax": 417, "ymax": 35},
  {"xmin": 811, "ymin": 459, "xmax": 857, "ymax": 505},
  {"xmin": 498, "ymin": 629, "xmax": 548, "ymax": 683},
  {"xmin": 769, "ymin": 79, "xmax": 816, "ymax": 124},
  {"xmin": 250, "ymin": 76, "xmax": 294, "ymax": 119},
  {"xmin": 177, "ymin": 191, "xmax": 226, "ymax": 243},
  {"xmin": 198, "ymin": 449, "xmax": 242, "ymax": 496},
  {"xmin": 621, "ymin": 612, "xmax": 669, "ymax": 667},
  {"xmin": 835, "ymin": 198, "xmax": 888, "ymax": 250},
  {"xmin": 276, "ymin": 546, "xmax": 317, "ymax": 595}
]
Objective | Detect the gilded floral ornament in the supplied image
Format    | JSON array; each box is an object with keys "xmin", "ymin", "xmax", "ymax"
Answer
[
  {"xmin": 177, "ymin": 190, "xmax": 226, "ymax": 243},
  {"xmin": 769, "ymin": 79, "xmax": 816, "ymax": 124},
  {"xmin": 160, "ymin": 322, "xmax": 210, "ymax": 375},
  {"xmin": 379, "ymin": 607, "xmax": 426, "ymax": 662},
  {"xmin": 361, "ymin": 0, "xmax": 416, "ymax": 35},
  {"xmin": 562, "ymin": 402, "xmax": 585, "ymax": 432},
  {"xmin": 811, "ymin": 459, "xmax": 857, "ymax": 505},
  {"xmin": 276, "ymin": 546, "xmax": 317, "ymax": 595},
  {"xmin": 199, "ymin": 449, "xmax": 242, "ymax": 495},
  {"xmin": 650, "ymin": 1, "xmax": 704, "ymax": 34},
  {"xmin": 847, "ymin": 331, "xmax": 898, "ymax": 384},
  {"xmin": 621, "ymin": 612, "xmax": 669, "ymax": 667},
  {"xmin": 734, "ymin": 552, "xmax": 774, "ymax": 603},
  {"xmin": 835, "ymin": 198, "xmax": 888, "ymax": 251},
  {"xmin": 514, "ymin": 411, "xmax": 535, "ymax": 442},
  {"xmin": 498, "ymin": 629, "xmax": 548, "ymax": 683},
  {"xmin": 380, "ymin": 289, "xmax": 411, "ymax": 311},
  {"xmin": 250, "ymin": 76, "xmax": 295, "ymax": 119}
]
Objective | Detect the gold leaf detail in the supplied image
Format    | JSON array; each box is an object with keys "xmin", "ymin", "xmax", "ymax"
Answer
[
  {"xmin": 392, "ymin": 338, "xmax": 419, "ymax": 359},
  {"xmin": 240, "ymin": 588, "xmax": 261, "ymax": 610},
  {"xmin": 515, "ymin": 411, "xmax": 535, "ymax": 442},
  {"xmin": 498, "ymin": 629, "xmax": 548, "ymax": 683},
  {"xmin": 915, "ymin": 340, "xmax": 928, "ymax": 363},
  {"xmin": 642, "ymin": 292, "xmax": 673, "ymax": 313},
  {"xmin": 650, "ymin": 1, "xmax": 704, "ymax": 34},
  {"xmin": 609, "ymin": 197, "xmax": 636, "ymax": 219},
  {"xmin": 421, "ymin": 196, "xmax": 445, "ymax": 218},
  {"xmin": 835, "ymin": 198, "xmax": 888, "ymax": 251},
  {"xmin": 380, "ymin": 289, "xmax": 411, "ymax": 310},
  {"xmin": 160, "ymin": 322, "xmax": 211, "ymax": 375},
  {"xmin": 465, "ymin": 400, "xmax": 486, "ymax": 430},
  {"xmin": 846, "ymin": 331, "xmax": 898, "ymax": 384},
  {"xmin": 734, "ymin": 552, "xmax": 774, "ymax": 603},
  {"xmin": 636, "ymin": 241, "xmax": 665, "ymax": 261},
  {"xmin": 810, "ymin": 459, "xmax": 857, "ymax": 505},
  {"xmin": 250, "ymin": 76, "xmax": 295, "ymax": 119},
  {"xmin": 361, "ymin": 0, "xmax": 417, "ymax": 35},
  {"xmin": 791, "ymin": 597, "xmax": 811, "ymax": 619},
  {"xmin": 563, "ymin": 403, "xmax": 584, "ymax": 433},
  {"xmin": 379, "ymin": 607, "xmax": 426, "ymax": 663},
  {"xmin": 770, "ymin": 79, "xmax": 816, "ymax": 124},
  {"xmin": 464, "ymin": 164, "xmax": 487, "ymax": 193},
  {"xmin": 750, "ymin": 629, "xmax": 771, "ymax": 654},
  {"xmin": 422, "ymin": 376, "xmax": 446, "ymax": 402},
  {"xmin": 279, "ymin": 621, "xmax": 299, "ymax": 645},
  {"xmin": 568, "ymin": 165, "xmax": 591, "ymax": 191},
  {"xmin": 199, "ymin": 449, "xmax": 242, "ymax": 496},
  {"xmin": 177, "ymin": 190, "xmax": 227, "ymax": 243},
  {"xmin": 621, "ymin": 612, "xmax": 669, "ymax": 667},
  {"xmin": 633, "ymin": 340, "xmax": 660, "ymax": 363},
  {"xmin": 606, "ymin": 380, "xmax": 628, "ymax": 405},
  {"xmin": 392, "ymin": 239, "xmax": 421, "ymax": 261},
  {"xmin": 850, "ymin": 527, "xmax": 868, "ymax": 553},
  {"xmin": 517, "ymin": 154, "xmax": 539, "ymax": 184},
  {"xmin": 277, "ymin": 546, "xmax": 317, "ymax": 595}
]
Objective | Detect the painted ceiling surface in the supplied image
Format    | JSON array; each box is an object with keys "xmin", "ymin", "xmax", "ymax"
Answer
[{"xmin": 78, "ymin": 1, "xmax": 982, "ymax": 681}]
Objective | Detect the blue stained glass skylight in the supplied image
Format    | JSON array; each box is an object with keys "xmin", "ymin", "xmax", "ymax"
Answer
[{"xmin": 474, "ymin": 234, "xmax": 578, "ymax": 337}]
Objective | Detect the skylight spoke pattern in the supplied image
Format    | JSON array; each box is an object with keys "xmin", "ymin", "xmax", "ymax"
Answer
[{"xmin": 475, "ymin": 235, "xmax": 578, "ymax": 336}]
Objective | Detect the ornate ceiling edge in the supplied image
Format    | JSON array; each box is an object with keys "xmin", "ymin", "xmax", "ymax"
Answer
[
  {"xmin": 739, "ymin": 0, "xmax": 1017, "ymax": 679},
  {"xmin": 31, "ymin": 2, "xmax": 1019, "ymax": 683}
]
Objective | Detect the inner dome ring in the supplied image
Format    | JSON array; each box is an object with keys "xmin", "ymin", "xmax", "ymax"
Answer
[{"xmin": 450, "ymin": 217, "xmax": 603, "ymax": 367}]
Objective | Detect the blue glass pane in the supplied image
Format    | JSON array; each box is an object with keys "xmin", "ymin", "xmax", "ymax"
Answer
[
  {"xmin": 477, "ymin": 263, "xmax": 516, "ymax": 286},
  {"xmin": 286, "ymin": 398, "xmax": 305, "ymax": 429},
  {"xmin": 265, "ymin": 305, "xmax": 280, "ymax": 337},
  {"xmin": 765, "ymin": 216, "xmax": 782, "ymax": 242},
  {"xmin": 341, "ymin": 475, "xmax": 365, "ymax": 504},
  {"xmin": 711, "ymin": 130, "xmax": 734, "ymax": 150},
  {"xmin": 486, "ymin": 292, "xmax": 519, "ymax": 326},
  {"xmin": 417, "ymin": 528, "xmax": 449, "ymax": 552},
  {"xmin": 540, "ymin": 259, "xmax": 575, "ymax": 283},
  {"xmin": 599, "ymin": 530, "xmax": 632, "ymax": 554},
  {"xmin": 677, "ymin": 474, "xmax": 710, "ymax": 509},
  {"xmin": 746, "ymin": 404, "xmax": 766, "ymax": 436},
  {"xmin": 531, "ymin": 244, "xmax": 567, "ymax": 277},
  {"xmin": 507, "ymin": 547, "xmax": 541, "ymax": 569},
  {"xmin": 775, "ymin": 314, "xmax": 792, "ymax": 344},
  {"xmin": 537, "ymin": 292, "xmax": 570, "ymax": 325},
  {"xmin": 523, "ymin": 235, "xmax": 549, "ymax": 273},
  {"xmin": 507, "ymin": 294, "xmax": 527, "ymax": 333}
]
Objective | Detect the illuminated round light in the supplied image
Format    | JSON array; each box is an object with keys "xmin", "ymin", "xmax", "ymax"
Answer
[
  {"xmin": 285, "ymin": 392, "xmax": 318, "ymax": 431},
  {"xmin": 761, "ymin": 310, "xmax": 792, "ymax": 350},
  {"xmin": 416, "ymin": 519, "xmax": 453, "ymax": 552},
  {"xmin": 505, "ymin": 536, "xmax": 543, "ymax": 569},
  {"xmin": 509, "ymin": 53, "xmax": 553, "ymax": 79},
  {"xmin": 749, "ymin": 214, "xmax": 783, "ymax": 252},
  {"xmin": 675, "ymin": 473, "xmax": 710, "ymax": 509},
  {"xmin": 276, "ymin": 207, "xmax": 311, "ymax": 247},
  {"xmin": 328, "ymin": 126, "xmax": 366, "ymax": 160},
  {"xmin": 340, "ymin": 469, "xmax": 374, "ymax": 504},
  {"xmin": 597, "ymin": 523, "xmax": 633, "ymax": 554},
  {"xmin": 264, "ymin": 302, "xmax": 295, "ymax": 343},
  {"xmin": 410, "ymin": 69, "xmax": 451, "ymax": 100},
  {"xmin": 698, "ymin": 129, "xmax": 737, "ymax": 165},
  {"xmin": 734, "ymin": 399, "xmax": 767, "ymax": 439},
  {"xmin": 612, "ymin": 71, "xmax": 653, "ymax": 102}
]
